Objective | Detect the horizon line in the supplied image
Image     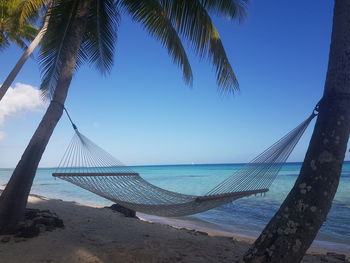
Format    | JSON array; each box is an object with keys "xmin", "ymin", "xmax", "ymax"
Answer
[{"xmin": 1, "ymin": 160, "xmax": 349, "ymax": 170}]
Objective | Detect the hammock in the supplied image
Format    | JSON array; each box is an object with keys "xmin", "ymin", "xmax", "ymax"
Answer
[{"xmin": 52, "ymin": 110, "xmax": 316, "ymax": 217}]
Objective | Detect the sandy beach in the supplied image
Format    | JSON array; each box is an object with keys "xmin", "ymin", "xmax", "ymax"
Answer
[{"xmin": 0, "ymin": 193, "xmax": 348, "ymax": 263}]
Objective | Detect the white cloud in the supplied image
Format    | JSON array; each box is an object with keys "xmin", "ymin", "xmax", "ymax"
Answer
[{"xmin": 0, "ymin": 83, "xmax": 46, "ymax": 140}]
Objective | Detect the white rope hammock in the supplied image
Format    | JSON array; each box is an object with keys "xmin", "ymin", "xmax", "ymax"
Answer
[{"xmin": 52, "ymin": 106, "xmax": 316, "ymax": 217}]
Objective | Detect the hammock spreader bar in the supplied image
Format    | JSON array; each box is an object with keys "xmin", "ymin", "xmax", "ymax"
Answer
[{"xmin": 52, "ymin": 106, "xmax": 317, "ymax": 217}]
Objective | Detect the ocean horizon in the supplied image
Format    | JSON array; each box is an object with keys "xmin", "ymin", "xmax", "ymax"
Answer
[
  {"xmin": 1, "ymin": 160, "xmax": 333, "ymax": 170},
  {"xmin": 1, "ymin": 161, "xmax": 349, "ymax": 253}
]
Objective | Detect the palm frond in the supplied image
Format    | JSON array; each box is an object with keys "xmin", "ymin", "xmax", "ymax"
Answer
[
  {"xmin": 16, "ymin": 22, "xmax": 38, "ymax": 41},
  {"xmin": 0, "ymin": 32, "xmax": 10, "ymax": 51},
  {"xmin": 210, "ymin": 26, "xmax": 238, "ymax": 94},
  {"xmin": 0, "ymin": 0, "xmax": 39, "ymax": 50},
  {"xmin": 199, "ymin": 0, "xmax": 247, "ymax": 21},
  {"xmin": 16, "ymin": 0, "xmax": 47, "ymax": 25},
  {"xmin": 160, "ymin": 0, "xmax": 239, "ymax": 93},
  {"xmin": 120, "ymin": 0, "xmax": 193, "ymax": 85},
  {"xmin": 39, "ymin": 0, "xmax": 81, "ymax": 98},
  {"xmin": 12, "ymin": 38, "xmax": 28, "ymax": 49},
  {"xmin": 81, "ymin": 0, "xmax": 119, "ymax": 75},
  {"xmin": 6, "ymin": 20, "xmax": 38, "ymax": 49}
]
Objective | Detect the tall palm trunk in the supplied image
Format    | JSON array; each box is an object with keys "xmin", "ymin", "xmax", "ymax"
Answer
[
  {"xmin": 0, "ymin": 0, "xmax": 92, "ymax": 234},
  {"xmin": 244, "ymin": 1, "xmax": 350, "ymax": 262},
  {"xmin": 0, "ymin": 14, "xmax": 49, "ymax": 101}
]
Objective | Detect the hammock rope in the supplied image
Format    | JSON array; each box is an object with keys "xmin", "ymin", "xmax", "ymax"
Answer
[{"xmin": 52, "ymin": 102, "xmax": 317, "ymax": 217}]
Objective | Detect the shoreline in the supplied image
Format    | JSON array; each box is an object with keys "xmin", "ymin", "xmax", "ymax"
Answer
[
  {"xmin": 72, "ymin": 198, "xmax": 350, "ymax": 256},
  {"xmin": 0, "ymin": 192, "xmax": 349, "ymax": 262},
  {"xmin": 138, "ymin": 213, "xmax": 350, "ymax": 257},
  {"xmin": 2, "ymin": 186, "xmax": 350, "ymax": 256}
]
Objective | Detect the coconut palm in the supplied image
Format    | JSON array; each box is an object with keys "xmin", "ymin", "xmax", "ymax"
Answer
[
  {"xmin": 0, "ymin": 0, "xmax": 247, "ymax": 234},
  {"xmin": 244, "ymin": 1, "xmax": 350, "ymax": 262},
  {"xmin": 0, "ymin": 0, "xmax": 48, "ymax": 101}
]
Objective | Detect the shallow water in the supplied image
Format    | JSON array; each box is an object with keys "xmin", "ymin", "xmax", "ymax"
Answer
[{"xmin": 0, "ymin": 162, "xmax": 349, "ymax": 251}]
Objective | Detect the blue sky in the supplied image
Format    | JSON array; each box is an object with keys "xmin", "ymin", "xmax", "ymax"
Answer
[{"xmin": 0, "ymin": 0, "xmax": 347, "ymax": 168}]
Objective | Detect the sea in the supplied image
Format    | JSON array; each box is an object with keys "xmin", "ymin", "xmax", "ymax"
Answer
[{"xmin": 0, "ymin": 162, "xmax": 349, "ymax": 253}]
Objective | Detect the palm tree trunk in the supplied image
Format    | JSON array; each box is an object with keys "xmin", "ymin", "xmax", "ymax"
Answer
[
  {"xmin": 243, "ymin": 1, "xmax": 350, "ymax": 262},
  {"xmin": 0, "ymin": 0, "xmax": 92, "ymax": 234},
  {"xmin": 0, "ymin": 14, "xmax": 49, "ymax": 101}
]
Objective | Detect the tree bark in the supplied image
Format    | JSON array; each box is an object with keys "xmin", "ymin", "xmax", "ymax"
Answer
[
  {"xmin": 0, "ymin": 0, "xmax": 92, "ymax": 234},
  {"xmin": 243, "ymin": 1, "xmax": 350, "ymax": 262},
  {"xmin": 0, "ymin": 14, "xmax": 50, "ymax": 101}
]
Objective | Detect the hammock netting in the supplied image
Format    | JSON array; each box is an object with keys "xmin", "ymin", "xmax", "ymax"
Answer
[{"xmin": 53, "ymin": 113, "xmax": 316, "ymax": 217}]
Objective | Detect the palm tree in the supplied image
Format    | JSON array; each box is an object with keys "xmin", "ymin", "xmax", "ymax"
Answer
[
  {"xmin": 0, "ymin": 0, "xmax": 48, "ymax": 101},
  {"xmin": 0, "ymin": 0, "xmax": 247, "ymax": 234},
  {"xmin": 244, "ymin": 1, "xmax": 350, "ymax": 262}
]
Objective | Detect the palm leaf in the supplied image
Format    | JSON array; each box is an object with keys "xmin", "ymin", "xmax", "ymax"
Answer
[
  {"xmin": 0, "ymin": 0, "xmax": 39, "ymax": 50},
  {"xmin": 16, "ymin": 0, "xmax": 48, "ymax": 25},
  {"xmin": 160, "ymin": 0, "xmax": 240, "ymax": 93},
  {"xmin": 15, "ymin": 22, "xmax": 38, "ymax": 41},
  {"xmin": 39, "ymin": 0, "xmax": 81, "ymax": 98},
  {"xmin": 0, "ymin": 32, "xmax": 10, "ymax": 51},
  {"xmin": 120, "ymin": 0, "xmax": 193, "ymax": 85},
  {"xmin": 81, "ymin": 0, "xmax": 119, "ymax": 75},
  {"xmin": 199, "ymin": 0, "xmax": 247, "ymax": 21}
]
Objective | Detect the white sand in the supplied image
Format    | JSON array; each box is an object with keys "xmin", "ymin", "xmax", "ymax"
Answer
[{"xmin": 0, "ymin": 194, "xmax": 348, "ymax": 263}]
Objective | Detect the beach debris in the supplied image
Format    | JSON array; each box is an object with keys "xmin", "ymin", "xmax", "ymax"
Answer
[
  {"xmin": 15, "ymin": 208, "xmax": 64, "ymax": 238},
  {"xmin": 326, "ymin": 252, "xmax": 347, "ymax": 261},
  {"xmin": 1, "ymin": 236, "xmax": 11, "ymax": 243},
  {"xmin": 106, "ymin": 204, "xmax": 137, "ymax": 218},
  {"xmin": 195, "ymin": 230, "xmax": 209, "ymax": 236}
]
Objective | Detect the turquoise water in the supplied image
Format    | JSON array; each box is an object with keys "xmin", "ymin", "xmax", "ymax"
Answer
[{"xmin": 1, "ymin": 162, "xmax": 349, "ymax": 251}]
